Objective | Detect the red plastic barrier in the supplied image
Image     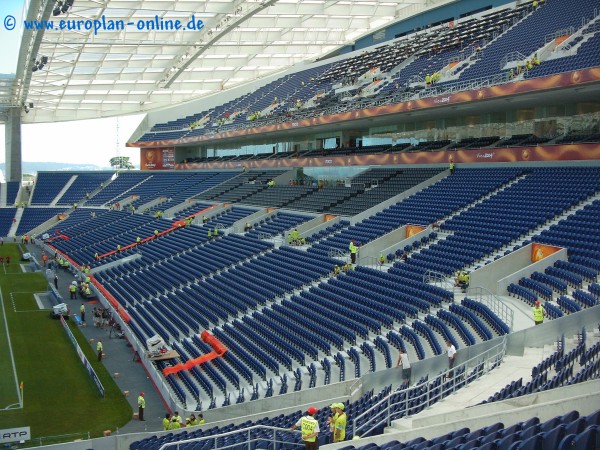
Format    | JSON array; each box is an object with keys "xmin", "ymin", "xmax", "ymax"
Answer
[
  {"xmin": 96, "ymin": 204, "xmax": 221, "ymax": 260},
  {"xmin": 202, "ymin": 330, "xmax": 226, "ymax": 355},
  {"xmin": 89, "ymin": 275, "xmax": 131, "ymax": 323},
  {"xmin": 162, "ymin": 331, "xmax": 227, "ymax": 376},
  {"xmin": 46, "ymin": 234, "xmax": 70, "ymax": 242}
]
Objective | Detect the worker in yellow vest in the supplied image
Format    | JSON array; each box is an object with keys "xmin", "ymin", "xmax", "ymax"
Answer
[
  {"xmin": 349, "ymin": 241, "xmax": 357, "ymax": 264},
  {"xmin": 333, "ymin": 403, "xmax": 347, "ymax": 442},
  {"xmin": 137, "ymin": 392, "xmax": 145, "ymax": 421},
  {"xmin": 327, "ymin": 404, "xmax": 339, "ymax": 444},
  {"xmin": 96, "ymin": 339, "xmax": 103, "ymax": 361},
  {"xmin": 533, "ymin": 300, "xmax": 545, "ymax": 325},
  {"xmin": 290, "ymin": 407, "xmax": 320, "ymax": 449}
]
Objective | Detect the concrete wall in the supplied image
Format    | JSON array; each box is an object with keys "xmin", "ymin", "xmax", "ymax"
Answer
[
  {"xmin": 506, "ymin": 304, "xmax": 600, "ymax": 354},
  {"xmin": 360, "ymin": 336, "xmax": 504, "ymax": 397},
  {"xmin": 357, "ymin": 225, "xmax": 432, "ymax": 261},
  {"xmin": 470, "ymin": 245, "xmax": 533, "ymax": 293},
  {"xmin": 272, "ymin": 169, "xmax": 297, "ymax": 186},
  {"xmin": 497, "ymin": 247, "xmax": 567, "ymax": 295},
  {"xmin": 191, "ymin": 203, "xmax": 231, "ymax": 225},
  {"xmin": 298, "ymin": 215, "xmax": 341, "ymax": 239},
  {"xmin": 5, "ymin": 108, "xmax": 22, "ymax": 182},
  {"xmin": 230, "ymin": 208, "xmax": 272, "ymax": 233},
  {"xmin": 470, "ymin": 244, "xmax": 566, "ymax": 295}
]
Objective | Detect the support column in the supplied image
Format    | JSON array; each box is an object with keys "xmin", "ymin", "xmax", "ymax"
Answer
[{"xmin": 5, "ymin": 107, "xmax": 22, "ymax": 182}]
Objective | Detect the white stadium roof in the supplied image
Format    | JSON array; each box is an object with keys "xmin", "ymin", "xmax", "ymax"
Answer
[{"xmin": 4, "ymin": 0, "xmax": 447, "ymax": 124}]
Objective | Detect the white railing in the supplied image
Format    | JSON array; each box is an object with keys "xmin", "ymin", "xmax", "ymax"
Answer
[
  {"xmin": 158, "ymin": 425, "xmax": 304, "ymax": 450},
  {"xmin": 352, "ymin": 336, "xmax": 507, "ymax": 438},
  {"xmin": 328, "ymin": 248, "xmax": 347, "ymax": 260},
  {"xmin": 545, "ymin": 27, "xmax": 575, "ymax": 44},
  {"xmin": 357, "ymin": 255, "xmax": 384, "ymax": 270},
  {"xmin": 467, "ymin": 286, "xmax": 515, "ymax": 331},
  {"xmin": 423, "ymin": 270, "xmax": 454, "ymax": 291},
  {"xmin": 500, "ymin": 51, "xmax": 527, "ymax": 68}
]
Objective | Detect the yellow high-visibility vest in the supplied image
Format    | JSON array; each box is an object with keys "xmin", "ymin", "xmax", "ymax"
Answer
[
  {"xmin": 300, "ymin": 416, "xmax": 318, "ymax": 442},
  {"xmin": 533, "ymin": 306, "xmax": 544, "ymax": 322}
]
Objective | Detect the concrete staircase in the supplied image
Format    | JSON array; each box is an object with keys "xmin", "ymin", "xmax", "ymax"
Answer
[
  {"xmin": 50, "ymin": 175, "xmax": 77, "ymax": 206},
  {"xmin": 8, "ymin": 208, "xmax": 23, "ymax": 237}
]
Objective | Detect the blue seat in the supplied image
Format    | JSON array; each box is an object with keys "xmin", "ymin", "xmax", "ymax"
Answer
[
  {"xmin": 564, "ymin": 417, "xmax": 588, "ymax": 436},
  {"xmin": 511, "ymin": 434, "xmax": 543, "ymax": 450},
  {"xmin": 572, "ymin": 426, "xmax": 598, "ymax": 450},
  {"xmin": 541, "ymin": 424, "xmax": 566, "ymax": 446},
  {"xmin": 557, "ymin": 433, "xmax": 577, "ymax": 450}
]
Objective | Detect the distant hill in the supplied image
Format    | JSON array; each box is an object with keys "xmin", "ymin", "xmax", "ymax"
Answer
[{"xmin": 0, "ymin": 162, "xmax": 114, "ymax": 174}]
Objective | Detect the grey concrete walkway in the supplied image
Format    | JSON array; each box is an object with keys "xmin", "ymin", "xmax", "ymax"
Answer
[{"xmin": 29, "ymin": 243, "xmax": 169, "ymax": 436}]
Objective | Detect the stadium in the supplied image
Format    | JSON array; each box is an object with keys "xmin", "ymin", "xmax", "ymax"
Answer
[{"xmin": 0, "ymin": 0, "xmax": 599, "ymax": 448}]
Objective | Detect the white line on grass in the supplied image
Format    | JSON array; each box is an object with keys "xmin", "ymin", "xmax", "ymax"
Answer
[{"xmin": 0, "ymin": 289, "xmax": 22, "ymax": 408}]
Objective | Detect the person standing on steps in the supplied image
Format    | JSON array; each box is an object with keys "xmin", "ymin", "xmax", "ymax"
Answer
[
  {"xmin": 291, "ymin": 406, "xmax": 320, "ymax": 450},
  {"xmin": 349, "ymin": 240, "xmax": 357, "ymax": 264},
  {"xmin": 397, "ymin": 348, "xmax": 412, "ymax": 386},
  {"xmin": 446, "ymin": 339, "xmax": 456, "ymax": 378},
  {"xmin": 97, "ymin": 339, "xmax": 103, "ymax": 361},
  {"xmin": 533, "ymin": 300, "xmax": 545, "ymax": 325},
  {"xmin": 138, "ymin": 392, "xmax": 146, "ymax": 421}
]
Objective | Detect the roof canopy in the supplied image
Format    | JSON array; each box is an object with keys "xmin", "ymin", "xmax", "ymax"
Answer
[{"xmin": 6, "ymin": 0, "xmax": 438, "ymax": 123}]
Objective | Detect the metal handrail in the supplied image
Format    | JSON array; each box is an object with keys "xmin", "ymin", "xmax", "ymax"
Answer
[
  {"xmin": 467, "ymin": 286, "xmax": 515, "ymax": 331},
  {"xmin": 358, "ymin": 255, "xmax": 384, "ymax": 270},
  {"xmin": 423, "ymin": 269, "xmax": 446, "ymax": 284},
  {"xmin": 423, "ymin": 269, "xmax": 454, "ymax": 291},
  {"xmin": 328, "ymin": 247, "xmax": 347, "ymax": 260},
  {"xmin": 256, "ymin": 232, "xmax": 273, "ymax": 240},
  {"xmin": 352, "ymin": 336, "xmax": 507, "ymax": 438},
  {"xmin": 158, "ymin": 425, "xmax": 304, "ymax": 450},
  {"xmin": 499, "ymin": 51, "xmax": 526, "ymax": 68},
  {"xmin": 545, "ymin": 27, "xmax": 575, "ymax": 44}
]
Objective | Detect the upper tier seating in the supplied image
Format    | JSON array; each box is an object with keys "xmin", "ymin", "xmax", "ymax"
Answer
[
  {"xmin": 56, "ymin": 173, "xmax": 112, "ymax": 206},
  {"xmin": 135, "ymin": 0, "xmax": 600, "ymax": 150},
  {"xmin": 30, "ymin": 172, "xmax": 75, "ymax": 205},
  {"xmin": 6, "ymin": 182, "xmax": 20, "ymax": 205}
]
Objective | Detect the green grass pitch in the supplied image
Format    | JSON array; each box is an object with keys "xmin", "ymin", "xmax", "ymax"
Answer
[{"xmin": 0, "ymin": 244, "xmax": 132, "ymax": 442}]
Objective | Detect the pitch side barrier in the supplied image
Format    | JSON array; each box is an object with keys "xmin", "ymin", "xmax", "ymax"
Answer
[{"xmin": 59, "ymin": 316, "xmax": 105, "ymax": 397}]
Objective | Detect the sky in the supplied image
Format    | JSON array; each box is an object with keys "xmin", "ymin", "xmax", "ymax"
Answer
[
  {"xmin": 0, "ymin": 1, "xmax": 144, "ymax": 170},
  {"xmin": 0, "ymin": 115, "xmax": 144, "ymax": 168},
  {"xmin": 0, "ymin": 0, "xmax": 23, "ymax": 75}
]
